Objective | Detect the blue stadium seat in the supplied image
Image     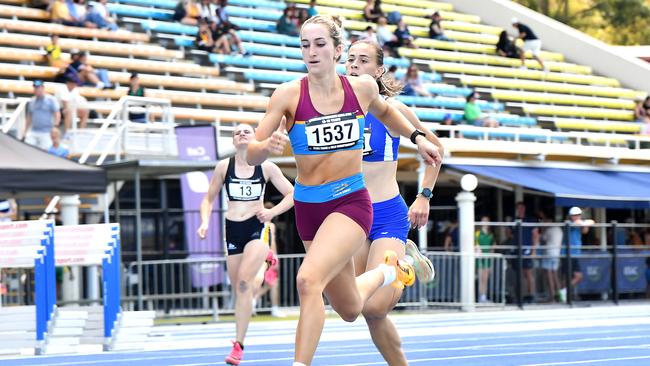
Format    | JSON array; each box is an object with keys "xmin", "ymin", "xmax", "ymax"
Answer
[
  {"xmin": 394, "ymin": 70, "xmax": 442, "ymax": 83},
  {"xmin": 228, "ymin": 0, "xmax": 286, "ymax": 10},
  {"xmin": 427, "ymin": 85, "xmax": 473, "ymax": 97},
  {"xmin": 460, "ymin": 130, "xmax": 567, "ymax": 142},
  {"xmin": 238, "ymin": 31, "xmax": 302, "ymax": 47},
  {"xmin": 225, "ymin": 6, "xmax": 282, "ymax": 21},
  {"xmin": 210, "ymin": 54, "xmax": 307, "ymax": 71},
  {"xmin": 142, "ymin": 20, "xmax": 197, "ymax": 35},
  {"xmin": 114, "ymin": 0, "xmax": 176, "ymax": 9},
  {"xmin": 494, "ymin": 115, "xmax": 536, "ymax": 127},
  {"xmin": 397, "ymin": 96, "xmax": 504, "ymax": 111},
  {"xmin": 107, "ymin": 4, "xmax": 173, "ymax": 20},
  {"xmin": 231, "ymin": 18, "xmax": 276, "ymax": 32},
  {"xmin": 244, "ymin": 71, "xmax": 300, "ymax": 83}
]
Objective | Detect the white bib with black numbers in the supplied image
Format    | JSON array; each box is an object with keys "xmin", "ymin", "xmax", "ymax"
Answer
[
  {"xmin": 228, "ymin": 181, "xmax": 263, "ymax": 201},
  {"xmin": 362, "ymin": 127, "xmax": 373, "ymax": 156},
  {"xmin": 305, "ymin": 112, "xmax": 360, "ymax": 151}
]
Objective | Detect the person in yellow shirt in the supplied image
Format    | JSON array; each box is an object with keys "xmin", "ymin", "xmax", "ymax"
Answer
[{"xmin": 45, "ymin": 34, "xmax": 68, "ymax": 69}]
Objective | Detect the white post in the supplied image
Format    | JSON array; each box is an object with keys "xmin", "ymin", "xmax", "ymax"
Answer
[
  {"xmin": 417, "ymin": 157, "xmax": 428, "ymax": 251},
  {"xmin": 457, "ymin": 174, "xmax": 477, "ymax": 312},
  {"xmin": 60, "ymin": 195, "xmax": 81, "ymax": 304}
]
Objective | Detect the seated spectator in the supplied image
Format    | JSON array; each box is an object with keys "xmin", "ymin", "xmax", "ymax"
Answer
[
  {"xmin": 436, "ymin": 112, "xmax": 454, "ymax": 138},
  {"xmin": 64, "ymin": 51, "xmax": 105, "ymax": 89},
  {"xmin": 70, "ymin": 0, "xmax": 94, "ymax": 28},
  {"xmin": 363, "ymin": 0, "xmax": 385, "ymax": 23},
  {"xmin": 464, "ymin": 91, "xmax": 498, "ymax": 128},
  {"xmin": 196, "ymin": 20, "xmax": 216, "ymax": 51},
  {"xmin": 307, "ymin": 0, "xmax": 317, "ymax": 17},
  {"xmin": 360, "ymin": 26, "xmax": 378, "ymax": 43},
  {"xmin": 25, "ymin": 80, "xmax": 60, "ymax": 150},
  {"xmin": 401, "ymin": 64, "xmax": 430, "ymax": 97},
  {"xmin": 198, "ymin": 0, "xmax": 216, "ymax": 21},
  {"xmin": 496, "ymin": 30, "xmax": 521, "ymax": 59},
  {"xmin": 209, "ymin": 19, "xmax": 231, "ymax": 54},
  {"xmin": 127, "ymin": 73, "xmax": 148, "ymax": 123},
  {"xmin": 173, "ymin": 0, "xmax": 201, "ymax": 25},
  {"xmin": 215, "ymin": 0, "xmax": 247, "ymax": 55},
  {"xmin": 297, "ymin": 8, "xmax": 309, "ymax": 27},
  {"xmin": 634, "ymin": 96, "xmax": 650, "ymax": 123},
  {"xmin": 386, "ymin": 64, "xmax": 398, "ymax": 79},
  {"xmin": 428, "ymin": 12, "xmax": 454, "ymax": 42},
  {"xmin": 49, "ymin": 0, "xmax": 82, "ymax": 26},
  {"xmin": 55, "ymin": 76, "xmax": 89, "ymax": 130},
  {"xmin": 86, "ymin": 0, "xmax": 118, "ymax": 31},
  {"xmin": 277, "ymin": 7, "xmax": 298, "ymax": 36},
  {"xmin": 375, "ymin": 16, "xmax": 399, "ymax": 57},
  {"xmin": 48, "ymin": 128, "xmax": 70, "ymax": 158},
  {"xmin": 394, "ymin": 19, "xmax": 416, "ymax": 49},
  {"xmin": 45, "ymin": 34, "xmax": 68, "ymax": 69}
]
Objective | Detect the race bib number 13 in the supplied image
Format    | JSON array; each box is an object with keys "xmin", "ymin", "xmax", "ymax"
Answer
[
  {"xmin": 305, "ymin": 112, "xmax": 360, "ymax": 151},
  {"xmin": 228, "ymin": 182, "xmax": 262, "ymax": 200}
]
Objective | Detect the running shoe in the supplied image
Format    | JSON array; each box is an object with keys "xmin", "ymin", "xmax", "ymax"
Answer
[
  {"xmin": 225, "ymin": 340, "xmax": 243, "ymax": 365},
  {"xmin": 384, "ymin": 250, "xmax": 415, "ymax": 289},
  {"xmin": 405, "ymin": 239, "xmax": 435, "ymax": 283}
]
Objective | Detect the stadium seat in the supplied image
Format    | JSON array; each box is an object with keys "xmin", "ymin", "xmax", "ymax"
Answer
[
  {"xmin": 144, "ymin": 89, "xmax": 269, "ymax": 109},
  {"xmin": 396, "ymin": 95, "xmax": 504, "ymax": 111},
  {"xmin": 380, "ymin": 0, "xmax": 453, "ymax": 11},
  {"xmin": 522, "ymin": 104, "xmax": 635, "ymax": 120},
  {"xmin": 413, "ymin": 38, "xmax": 564, "ymax": 61},
  {"xmin": 107, "ymin": 3, "xmax": 174, "ymax": 21},
  {"xmin": 0, "ymin": 4, "xmax": 48, "ymax": 20},
  {"xmin": 553, "ymin": 118, "xmax": 642, "ymax": 133},
  {"xmin": 460, "ymin": 75, "xmax": 644, "ymax": 99},
  {"xmin": 427, "ymin": 60, "xmax": 620, "ymax": 86},
  {"xmin": 491, "ymin": 90, "xmax": 636, "ymax": 109},
  {"xmin": 0, "ymin": 19, "xmax": 149, "ymax": 42}
]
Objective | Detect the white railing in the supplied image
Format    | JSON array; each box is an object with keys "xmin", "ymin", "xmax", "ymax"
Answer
[
  {"xmin": 0, "ymin": 98, "xmax": 29, "ymax": 139},
  {"xmin": 78, "ymin": 96, "xmax": 175, "ymax": 165}
]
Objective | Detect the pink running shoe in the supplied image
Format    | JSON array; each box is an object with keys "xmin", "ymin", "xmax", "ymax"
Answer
[
  {"xmin": 225, "ymin": 340, "xmax": 243, "ymax": 365},
  {"xmin": 264, "ymin": 250, "xmax": 279, "ymax": 287}
]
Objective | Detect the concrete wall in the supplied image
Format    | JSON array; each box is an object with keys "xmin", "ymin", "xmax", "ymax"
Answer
[{"xmin": 446, "ymin": 0, "xmax": 650, "ymax": 93}]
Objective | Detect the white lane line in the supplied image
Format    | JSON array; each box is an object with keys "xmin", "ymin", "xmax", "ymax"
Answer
[{"xmin": 520, "ymin": 355, "xmax": 650, "ymax": 366}]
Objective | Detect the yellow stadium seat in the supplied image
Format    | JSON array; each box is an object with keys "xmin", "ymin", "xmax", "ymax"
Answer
[
  {"xmin": 399, "ymin": 48, "xmax": 590, "ymax": 74},
  {"xmin": 0, "ymin": 78, "xmax": 126, "ymax": 99},
  {"xmin": 0, "ymin": 63, "xmax": 57, "ymax": 79},
  {"xmin": 0, "ymin": 19, "xmax": 149, "ymax": 42},
  {"xmin": 427, "ymin": 60, "xmax": 620, "ymax": 87},
  {"xmin": 0, "ymin": 32, "xmax": 182, "ymax": 59},
  {"xmin": 523, "ymin": 104, "xmax": 635, "ymax": 120},
  {"xmin": 381, "ymin": 0, "xmax": 453, "ymax": 11},
  {"xmin": 460, "ymin": 75, "xmax": 642, "ymax": 99},
  {"xmin": 145, "ymin": 89, "xmax": 269, "ymax": 109},
  {"xmin": 0, "ymin": 4, "xmax": 48, "ymax": 20},
  {"xmin": 413, "ymin": 38, "xmax": 564, "ymax": 61},
  {"xmin": 491, "ymin": 90, "xmax": 636, "ymax": 109},
  {"xmin": 109, "ymin": 73, "xmax": 253, "ymax": 93},
  {"xmin": 553, "ymin": 118, "xmax": 642, "ymax": 133}
]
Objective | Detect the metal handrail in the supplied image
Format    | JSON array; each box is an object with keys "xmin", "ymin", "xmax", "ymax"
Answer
[{"xmin": 1, "ymin": 98, "xmax": 29, "ymax": 138}]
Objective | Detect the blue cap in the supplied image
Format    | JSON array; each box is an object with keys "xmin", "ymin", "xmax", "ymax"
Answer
[
  {"xmin": 33, "ymin": 80, "xmax": 44, "ymax": 87},
  {"xmin": 443, "ymin": 113, "xmax": 452, "ymax": 120}
]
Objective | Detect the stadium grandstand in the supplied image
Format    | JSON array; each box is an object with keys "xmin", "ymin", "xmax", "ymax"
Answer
[{"xmin": 1, "ymin": 0, "xmax": 650, "ymax": 361}]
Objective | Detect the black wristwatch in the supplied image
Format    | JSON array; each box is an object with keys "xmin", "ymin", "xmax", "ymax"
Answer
[
  {"xmin": 419, "ymin": 188, "xmax": 433, "ymax": 200},
  {"xmin": 410, "ymin": 129, "xmax": 426, "ymax": 144}
]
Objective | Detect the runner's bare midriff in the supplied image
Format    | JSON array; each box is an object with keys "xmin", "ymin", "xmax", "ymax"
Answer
[
  {"xmin": 363, "ymin": 160, "xmax": 400, "ymax": 203},
  {"xmin": 294, "ymin": 149, "xmax": 362, "ymax": 186}
]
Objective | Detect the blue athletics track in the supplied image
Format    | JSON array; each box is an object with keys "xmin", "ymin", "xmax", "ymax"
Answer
[{"xmin": 2, "ymin": 304, "xmax": 650, "ymax": 366}]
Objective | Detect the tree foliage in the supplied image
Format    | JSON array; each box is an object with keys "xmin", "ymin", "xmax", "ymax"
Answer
[{"xmin": 512, "ymin": 0, "xmax": 650, "ymax": 45}]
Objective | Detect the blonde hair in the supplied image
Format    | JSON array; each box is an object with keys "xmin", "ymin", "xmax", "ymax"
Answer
[
  {"xmin": 301, "ymin": 14, "xmax": 344, "ymax": 61},
  {"xmin": 349, "ymin": 40, "xmax": 403, "ymax": 97}
]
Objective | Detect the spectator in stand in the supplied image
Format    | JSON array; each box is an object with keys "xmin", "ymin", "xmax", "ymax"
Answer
[
  {"xmin": 359, "ymin": 25, "xmax": 378, "ymax": 43},
  {"xmin": 495, "ymin": 30, "xmax": 522, "ymax": 59},
  {"xmin": 55, "ymin": 76, "xmax": 89, "ymax": 130},
  {"xmin": 402, "ymin": 64, "xmax": 431, "ymax": 97},
  {"xmin": 45, "ymin": 34, "xmax": 68, "ymax": 69},
  {"xmin": 386, "ymin": 64, "xmax": 398, "ymax": 79},
  {"xmin": 0, "ymin": 198, "xmax": 17, "ymax": 223},
  {"xmin": 25, "ymin": 80, "xmax": 60, "ymax": 150},
  {"xmin": 48, "ymin": 127, "xmax": 70, "ymax": 158},
  {"xmin": 307, "ymin": 0, "xmax": 317, "ymax": 17},
  {"xmin": 540, "ymin": 212, "xmax": 562, "ymax": 302},
  {"xmin": 511, "ymin": 18, "xmax": 547, "ymax": 71},
  {"xmin": 198, "ymin": 0, "xmax": 216, "ymax": 21},
  {"xmin": 297, "ymin": 8, "xmax": 309, "ymax": 27},
  {"xmin": 634, "ymin": 96, "xmax": 650, "ymax": 123},
  {"xmin": 558, "ymin": 207, "xmax": 594, "ymax": 303},
  {"xmin": 375, "ymin": 16, "xmax": 399, "ymax": 57},
  {"xmin": 86, "ymin": 0, "xmax": 117, "ymax": 31},
  {"xmin": 463, "ymin": 91, "xmax": 498, "ymax": 127},
  {"xmin": 443, "ymin": 218, "xmax": 459, "ymax": 251},
  {"xmin": 127, "ymin": 73, "xmax": 148, "ymax": 123},
  {"xmin": 65, "ymin": 51, "xmax": 104, "ymax": 89},
  {"xmin": 215, "ymin": 0, "xmax": 247, "ymax": 55},
  {"xmin": 394, "ymin": 19, "xmax": 416, "ymax": 49},
  {"xmin": 277, "ymin": 7, "xmax": 299, "ymax": 36},
  {"xmin": 196, "ymin": 19, "xmax": 216, "ymax": 51},
  {"xmin": 475, "ymin": 216, "xmax": 494, "ymax": 303},
  {"xmin": 515, "ymin": 201, "xmax": 540, "ymax": 304},
  {"xmin": 49, "ymin": 0, "xmax": 82, "ymax": 26},
  {"xmin": 436, "ymin": 112, "xmax": 454, "ymax": 138},
  {"xmin": 173, "ymin": 0, "xmax": 201, "ymax": 25},
  {"xmin": 209, "ymin": 19, "xmax": 231, "ymax": 54},
  {"xmin": 363, "ymin": 0, "xmax": 384, "ymax": 23},
  {"xmin": 70, "ymin": 0, "xmax": 95, "ymax": 28},
  {"xmin": 428, "ymin": 12, "xmax": 454, "ymax": 42}
]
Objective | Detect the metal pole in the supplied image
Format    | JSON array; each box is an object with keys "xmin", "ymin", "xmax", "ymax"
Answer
[
  {"xmin": 515, "ymin": 219, "xmax": 523, "ymax": 309},
  {"xmin": 161, "ymin": 180, "xmax": 169, "ymax": 259},
  {"xmin": 135, "ymin": 169, "xmax": 143, "ymax": 311},
  {"xmin": 565, "ymin": 220, "xmax": 573, "ymax": 306},
  {"xmin": 611, "ymin": 220, "xmax": 619, "ymax": 305},
  {"xmin": 456, "ymin": 189, "xmax": 476, "ymax": 312}
]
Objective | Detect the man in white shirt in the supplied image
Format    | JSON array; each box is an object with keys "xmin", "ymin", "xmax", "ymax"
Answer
[{"xmin": 55, "ymin": 76, "xmax": 88, "ymax": 130}]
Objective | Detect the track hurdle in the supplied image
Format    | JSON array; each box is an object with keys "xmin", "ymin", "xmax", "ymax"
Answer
[
  {"xmin": 0, "ymin": 220, "xmax": 56, "ymax": 355},
  {"xmin": 53, "ymin": 223, "xmax": 121, "ymax": 351}
]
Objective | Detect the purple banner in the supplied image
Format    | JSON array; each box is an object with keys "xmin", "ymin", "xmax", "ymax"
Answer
[{"xmin": 175, "ymin": 126, "xmax": 225, "ymax": 287}]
